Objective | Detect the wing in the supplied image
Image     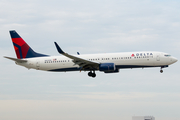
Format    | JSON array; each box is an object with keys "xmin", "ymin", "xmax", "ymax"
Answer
[{"xmin": 54, "ymin": 42, "xmax": 100, "ymax": 70}]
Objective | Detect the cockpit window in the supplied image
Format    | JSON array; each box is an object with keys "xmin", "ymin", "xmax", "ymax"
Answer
[{"xmin": 164, "ymin": 54, "xmax": 171, "ymax": 57}]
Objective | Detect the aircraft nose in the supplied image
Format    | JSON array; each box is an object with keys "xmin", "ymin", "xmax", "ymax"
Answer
[{"xmin": 172, "ymin": 57, "xmax": 178, "ymax": 63}]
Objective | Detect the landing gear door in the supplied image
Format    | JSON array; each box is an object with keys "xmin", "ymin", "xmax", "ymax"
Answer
[{"xmin": 156, "ymin": 54, "xmax": 160, "ymax": 61}]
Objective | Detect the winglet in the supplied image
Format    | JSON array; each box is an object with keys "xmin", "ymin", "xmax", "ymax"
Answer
[{"xmin": 54, "ymin": 42, "xmax": 65, "ymax": 54}]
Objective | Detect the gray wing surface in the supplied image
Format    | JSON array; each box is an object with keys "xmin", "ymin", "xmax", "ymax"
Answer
[{"xmin": 54, "ymin": 42, "xmax": 99, "ymax": 70}]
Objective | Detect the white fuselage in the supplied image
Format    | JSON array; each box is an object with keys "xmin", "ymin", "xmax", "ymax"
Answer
[{"xmin": 16, "ymin": 51, "xmax": 177, "ymax": 72}]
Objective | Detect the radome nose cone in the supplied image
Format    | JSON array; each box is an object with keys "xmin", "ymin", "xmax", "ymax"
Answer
[
  {"xmin": 175, "ymin": 58, "xmax": 178, "ymax": 62},
  {"xmin": 173, "ymin": 57, "xmax": 178, "ymax": 63}
]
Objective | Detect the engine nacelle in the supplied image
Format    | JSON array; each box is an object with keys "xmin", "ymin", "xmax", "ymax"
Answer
[
  {"xmin": 99, "ymin": 63, "xmax": 116, "ymax": 72},
  {"xmin": 104, "ymin": 69, "xmax": 119, "ymax": 73}
]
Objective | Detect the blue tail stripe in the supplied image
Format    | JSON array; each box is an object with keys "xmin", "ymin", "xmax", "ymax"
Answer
[
  {"xmin": 13, "ymin": 42, "xmax": 23, "ymax": 59},
  {"xmin": 26, "ymin": 47, "xmax": 48, "ymax": 58},
  {"xmin": 10, "ymin": 30, "xmax": 21, "ymax": 38}
]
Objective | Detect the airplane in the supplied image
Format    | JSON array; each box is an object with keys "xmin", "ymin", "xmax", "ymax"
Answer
[{"xmin": 4, "ymin": 30, "xmax": 178, "ymax": 78}]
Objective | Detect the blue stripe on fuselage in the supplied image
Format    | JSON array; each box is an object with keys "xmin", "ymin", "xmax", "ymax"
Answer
[
  {"xmin": 48, "ymin": 67, "xmax": 81, "ymax": 72},
  {"xmin": 48, "ymin": 65, "xmax": 162, "ymax": 72}
]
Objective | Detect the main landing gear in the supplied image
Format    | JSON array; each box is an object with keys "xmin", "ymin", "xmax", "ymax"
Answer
[{"xmin": 88, "ymin": 71, "xmax": 96, "ymax": 78}]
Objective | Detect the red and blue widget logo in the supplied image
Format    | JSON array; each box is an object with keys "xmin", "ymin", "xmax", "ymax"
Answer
[
  {"xmin": 131, "ymin": 54, "xmax": 135, "ymax": 57},
  {"xmin": 10, "ymin": 30, "xmax": 47, "ymax": 59}
]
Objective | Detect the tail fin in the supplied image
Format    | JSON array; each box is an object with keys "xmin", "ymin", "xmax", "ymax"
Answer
[{"xmin": 10, "ymin": 30, "xmax": 48, "ymax": 59}]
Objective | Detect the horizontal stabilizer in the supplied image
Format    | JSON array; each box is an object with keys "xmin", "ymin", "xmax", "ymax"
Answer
[{"xmin": 4, "ymin": 56, "xmax": 27, "ymax": 62}]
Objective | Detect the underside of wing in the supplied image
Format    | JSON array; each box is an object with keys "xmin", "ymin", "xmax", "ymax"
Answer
[{"xmin": 54, "ymin": 42, "xmax": 99, "ymax": 70}]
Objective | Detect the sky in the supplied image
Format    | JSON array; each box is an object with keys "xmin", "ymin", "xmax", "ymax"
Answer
[{"xmin": 0, "ymin": 0, "xmax": 180, "ymax": 120}]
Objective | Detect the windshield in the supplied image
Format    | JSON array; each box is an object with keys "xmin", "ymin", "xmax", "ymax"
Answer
[{"xmin": 164, "ymin": 54, "xmax": 171, "ymax": 57}]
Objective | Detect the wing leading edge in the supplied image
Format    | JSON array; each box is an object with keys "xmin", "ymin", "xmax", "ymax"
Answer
[{"xmin": 54, "ymin": 42, "xmax": 99, "ymax": 70}]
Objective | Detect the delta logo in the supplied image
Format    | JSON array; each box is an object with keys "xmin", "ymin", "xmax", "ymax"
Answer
[
  {"xmin": 131, "ymin": 54, "xmax": 135, "ymax": 57},
  {"xmin": 131, "ymin": 53, "xmax": 153, "ymax": 57}
]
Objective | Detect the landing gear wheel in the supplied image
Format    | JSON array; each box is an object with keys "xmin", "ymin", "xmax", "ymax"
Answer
[
  {"xmin": 92, "ymin": 73, "xmax": 96, "ymax": 78},
  {"xmin": 88, "ymin": 72, "xmax": 93, "ymax": 77},
  {"xmin": 88, "ymin": 71, "xmax": 96, "ymax": 78},
  {"xmin": 160, "ymin": 69, "xmax": 163, "ymax": 73}
]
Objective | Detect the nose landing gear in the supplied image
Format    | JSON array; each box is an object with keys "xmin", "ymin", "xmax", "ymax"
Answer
[
  {"xmin": 160, "ymin": 67, "xmax": 163, "ymax": 73},
  {"xmin": 88, "ymin": 71, "xmax": 96, "ymax": 78},
  {"xmin": 160, "ymin": 65, "xmax": 168, "ymax": 73}
]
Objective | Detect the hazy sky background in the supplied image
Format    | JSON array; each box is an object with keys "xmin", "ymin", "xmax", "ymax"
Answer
[{"xmin": 0, "ymin": 0, "xmax": 180, "ymax": 120}]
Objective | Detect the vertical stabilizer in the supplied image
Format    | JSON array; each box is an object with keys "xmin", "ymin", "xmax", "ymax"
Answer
[{"xmin": 10, "ymin": 30, "xmax": 48, "ymax": 59}]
